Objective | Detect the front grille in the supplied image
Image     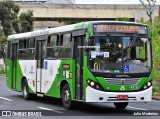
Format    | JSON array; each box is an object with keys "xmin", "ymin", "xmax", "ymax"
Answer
[{"xmin": 105, "ymin": 78, "xmax": 140, "ymax": 85}]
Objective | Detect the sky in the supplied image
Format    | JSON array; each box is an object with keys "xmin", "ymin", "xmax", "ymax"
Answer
[{"xmin": 13, "ymin": 0, "xmax": 160, "ymax": 4}]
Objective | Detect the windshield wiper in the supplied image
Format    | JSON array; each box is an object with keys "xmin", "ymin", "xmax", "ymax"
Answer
[
  {"xmin": 123, "ymin": 34, "xmax": 138, "ymax": 63},
  {"xmin": 127, "ymin": 34, "xmax": 138, "ymax": 49}
]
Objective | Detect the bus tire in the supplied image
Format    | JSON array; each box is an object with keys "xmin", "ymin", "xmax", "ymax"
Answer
[
  {"xmin": 22, "ymin": 79, "xmax": 32, "ymax": 100},
  {"xmin": 114, "ymin": 102, "xmax": 128, "ymax": 109},
  {"xmin": 61, "ymin": 83, "xmax": 74, "ymax": 109}
]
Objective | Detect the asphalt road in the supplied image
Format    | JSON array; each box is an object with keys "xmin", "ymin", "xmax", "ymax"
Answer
[{"xmin": 0, "ymin": 76, "xmax": 160, "ymax": 119}]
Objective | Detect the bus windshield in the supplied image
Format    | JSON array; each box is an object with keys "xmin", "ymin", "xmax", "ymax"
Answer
[{"xmin": 88, "ymin": 35, "xmax": 152, "ymax": 74}]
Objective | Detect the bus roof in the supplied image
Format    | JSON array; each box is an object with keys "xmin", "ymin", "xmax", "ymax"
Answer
[
  {"xmin": 7, "ymin": 22, "xmax": 83, "ymax": 41},
  {"xmin": 7, "ymin": 21, "xmax": 148, "ymax": 41}
]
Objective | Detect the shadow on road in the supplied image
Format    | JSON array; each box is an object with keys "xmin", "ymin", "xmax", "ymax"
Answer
[
  {"xmin": 18, "ymin": 95, "xmax": 133, "ymax": 115},
  {"xmin": 11, "ymin": 94, "xmax": 134, "ymax": 116}
]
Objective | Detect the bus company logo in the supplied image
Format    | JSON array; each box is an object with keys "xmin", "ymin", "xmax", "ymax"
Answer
[
  {"xmin": 120, "ymin": 85, "xmax": 125, "ymax": 91},
  {"xmin": 120, "ymin": 79, "xmax": 126, "ymax": 90},
  {"xmin": 2, "ymin": 111, "xmax": 11, "ymax": 116}
]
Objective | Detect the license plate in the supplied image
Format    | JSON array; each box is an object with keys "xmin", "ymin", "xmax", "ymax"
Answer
[{"xmin": 117, "ymin": 95, "xmax": 128, "ymax": 100}]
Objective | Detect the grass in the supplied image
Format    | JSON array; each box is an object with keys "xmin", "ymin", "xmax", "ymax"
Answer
[{"xmin": 152, "ymin": 67, "xmax": 160, "ymax": 96}]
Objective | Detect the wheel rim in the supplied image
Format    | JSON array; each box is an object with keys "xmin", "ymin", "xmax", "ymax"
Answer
[{"xmin": 64, "ymin": 89, "xmax": 70, "ymax": 104}]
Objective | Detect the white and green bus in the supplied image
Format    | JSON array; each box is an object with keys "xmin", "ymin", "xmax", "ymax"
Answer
[{"xmin": 6, "ymin": 21, "xmax": 153, "ymax": 109}]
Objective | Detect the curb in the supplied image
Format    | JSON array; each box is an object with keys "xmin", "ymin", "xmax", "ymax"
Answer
[
  {"xmin": 152, "ymin": 96, "xmax": 160, "ymax": 100},
  {"xmin": 0, "ymin": 74, "xmax": 6, "ymax": 77}
]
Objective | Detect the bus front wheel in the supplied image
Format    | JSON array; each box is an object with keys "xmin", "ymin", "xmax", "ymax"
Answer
[
  {"xmin": 22, "ymin": 80, "xmax": 32, "ymax": 100},
  {"xmin": 114, "ymin": 102, "xmax": 128, "ymax": 109},
  {"xmin": 61, "ymin": 84, "xmax": 74, "ymax": 109}
]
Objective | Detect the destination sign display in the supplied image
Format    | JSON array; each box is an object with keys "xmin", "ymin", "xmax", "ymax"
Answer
[{"xmin": 94, "ymin": 24, "xmax": 148, "ymax": 34}]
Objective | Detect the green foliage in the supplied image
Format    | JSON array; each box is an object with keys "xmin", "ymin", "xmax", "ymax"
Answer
[
  {"xmin": 0, "ymin": 36, "xmax": 7, "ymax": 59},
  {"xmin": 0, "ymin": 36, "xmax": 7, "ymax": 44},
  {"xmin": 12, "ymin": 19, "xmax": 20, "ymax": 33},
  {"xmin": 152, "ymin": 18, "xmax": 160, "ymax": 96},
  {"xmin": 0, "ymin": 0, "xmax": 19, "ymax": 63},
  {"xmin": 0, "ymin": 1, "xmax": 34, "ymax": 35},
  {"xmin": 19, "ymin": 10, "xmax": 34, "ymax": 33},
  {"xmin": 115, "ymin": 17, "xmax": 131, "ymax": 22},
  {"xmin": 140, "ymin": 17, "xmax": 160, "ymax": 96},
  {"xmin": 0, "ymin": 0, "xmax": 20, "ymax": 36},
  {"xmin": 0, "ymin": 26, "xmax": 4, "ymax": 36},
  {"xmin": 0, "ymin": 1, "xmax": 34, "ymax": 63}
]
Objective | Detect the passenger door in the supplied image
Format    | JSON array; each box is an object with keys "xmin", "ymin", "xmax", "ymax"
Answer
[
  {"xmin": 12, "ymin": 43, "xmax": 18, "ymax": 89},
  {"xmin": 36, "ymin": 39, "xmax": 46, "ymax": 93},
  {"xmin": 73, "ymin": 30, "xmax": 86, "ymax": 100}
]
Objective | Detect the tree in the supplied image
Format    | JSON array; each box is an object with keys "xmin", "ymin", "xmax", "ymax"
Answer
[
  {"xmin": 0, "ymin": 0, "xmax": 20, "ymax": 36},
  {"xmin": 19, "ymin": 10, "xmax": 34, "ymax": 33},
  {"xmin": 139, "ymin": 0, "xmax": 156, "ymax": 30},
  {"xmin": 0, "ymin": 1, "xmax": 34, "ymax": 66},
  {"xmin": 0, "ymin": 35, "xmax": 7, "ymax": 69},
  {"xmin": 0, "ymin": 1, "xmax": 34, "ymax": 35},
  {"xmin": 0, "ymin": 0, "xmax": 19, "ymax": 65}
]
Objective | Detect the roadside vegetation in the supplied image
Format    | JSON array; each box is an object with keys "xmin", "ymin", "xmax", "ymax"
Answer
[
  {"xmin": 146, "ymin": 17, "xmax": 160, "ymax": 96},
  {"xmin": 0, "ymin": 0, "xmax": 34, "ymax": 74}
]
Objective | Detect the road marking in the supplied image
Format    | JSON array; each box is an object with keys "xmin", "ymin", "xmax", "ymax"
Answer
[
  {"xmin": 127, "ymin": 106, "xmax": 148, "ymax": 110},
  {"xmin": 38, "ymin": 107, "xmax": 63, "ymax": 114},
  {"xmin": 0, "ymin": 97, "xmax": 13, "ymax": 102}
]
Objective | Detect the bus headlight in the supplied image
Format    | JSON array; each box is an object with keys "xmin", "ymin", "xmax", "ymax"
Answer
[
  {"xmin": 87, "ymin": 79, "xmax": 104, "ymax": 91},
  {"xmin": 90, "ymin": 82, "xmax": 95, "ymax": 87},
  {"xmin": 147, "ymin": 81, "xmax": 152, "ymax": 87},
  {"xmin": 143, "ymin": 81, "xmax": 152, "ymax": 90}
]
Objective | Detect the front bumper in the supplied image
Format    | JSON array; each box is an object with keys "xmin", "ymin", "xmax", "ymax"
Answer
[{"xmin": 86, "ymin": 86, "xmax": 152, "ymax": 102}]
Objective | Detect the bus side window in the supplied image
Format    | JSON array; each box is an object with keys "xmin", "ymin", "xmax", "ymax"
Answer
[
  {"xmin": 60, "ymin": 35, "xmax": 63, "ymax": 46},
  {"xmin": 7, "ymin": 41, "xmax": 11, "ymax": 59},
  {"xmin": 19, "ymin": 39, "xmax": 27, "ymax": 49},
  {"xmin": 47, "ymin": 35, "xmax": 58, "ymax": 59},
  {"xmin": 59, "ymin": 33, "xmax": 72, "ymax": 59},
  {"xmin": 47, "ymin": 35, "xmax": 58, "ymax": 47},
  {"xmin": 28, "ymin": 38, "xmax": 35, "ymax": 48},
  {"xmin": 27, "ymin": 38, "xmax": 35, "ymax": 60},
  {"xmin": 18, "ymin": 39, "xmax": 26, "ymax": 60}
]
